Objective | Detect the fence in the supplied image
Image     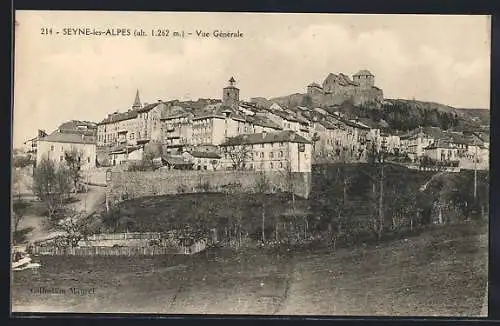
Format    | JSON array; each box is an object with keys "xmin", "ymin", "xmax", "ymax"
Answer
[
  {"xmin": 31, "ymin": 239, "xmax": 207, "ymax": 257},
  {"xmin": 85, "ymin": 232, "xmax": 162, "ymax": 241}
]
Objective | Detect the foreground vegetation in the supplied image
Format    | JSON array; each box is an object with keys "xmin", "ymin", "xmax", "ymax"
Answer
[
  {"xmin": 12, "ymin": 221, "xmax": 487, "ymax": 315},
  {"xmin": 98, "ymin": 164, "xmax": 488, "ymax": 251}
]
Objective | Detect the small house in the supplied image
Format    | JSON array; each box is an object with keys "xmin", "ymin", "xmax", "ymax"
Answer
[
  {"xmin": 182, "ymin": 151, "xmax": 221, "ymax": 171},
  {"xmin": 160, "ymin": 155, "xmax": 194, "ymax": 170}
]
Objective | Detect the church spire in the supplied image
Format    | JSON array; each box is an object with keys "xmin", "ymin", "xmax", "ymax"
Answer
[{"xmin": 132, "ymin": 89, "xmax": 142, "ymax": 109}]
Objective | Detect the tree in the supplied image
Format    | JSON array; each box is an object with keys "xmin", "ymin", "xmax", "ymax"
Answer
[
  {"xmin": 64, "ymin": 148, "xmax": 83, "ymax": 193},
  {"xmin": 224, "ymin": 144, "xmax": 252, "ymax": 170},
  {"xmin": 11, "ymin": 167, "xmax": 23, "ymax": 199},
  {"xmin": 360, "ymin": 143, "xmax": 386, "ymax": 241},
  {"xmin": 13, "ymin": 154, "xmax": 34, "ymax": 168},
  {"xmin": 12, "ymin": 199, "xmax": 31, "ymax": 244},
  {"xmin": 56, "ymin": 209, "xmax": 95, "ymax": 247},
  {"xmin": 33, "ymin": 156, "xmax": 72, "ymax": 219},
  {"xmin": 255, "ymin": 171, "xmax": 271, "ymax": 242},
  {"xmin": 142, "ymin": 140, "xmax": 163, "ymax": 168}
]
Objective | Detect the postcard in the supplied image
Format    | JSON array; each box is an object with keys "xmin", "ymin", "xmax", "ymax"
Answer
[{"xmin": 11, "ymin": 11, "xmax": 490, "ymax": 316}]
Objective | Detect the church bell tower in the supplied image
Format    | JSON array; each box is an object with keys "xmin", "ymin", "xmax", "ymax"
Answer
[{"xmin": 222, "ymin": 77, "xmax": 240, "ymax": 109}]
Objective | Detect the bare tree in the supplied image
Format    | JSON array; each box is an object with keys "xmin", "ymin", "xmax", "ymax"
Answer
[
  {"xmin": 12, "ymin": 199, "xmax": 31, "ymax": 244},
  {"xmin": 64, "ymin": 148, "xmax": 83, "ymax": 193},
  {"xmin": 224, "ymin": 144, "xmax": 252, "ymax": 170},
  {"xmin": 255, "ymin": 171, "xmax": 271, "ymax": 242},
  {"xmin": 11, "ymin": 167, "xmax": 22, "ymax": 200},
  {"xmin": 332, "ymin": 152, "xmax": 352, "ymax": 249},
  {"xmin": 359, "ymin": 143, "xmax": 386, "ymax": 242},
  {"xmin": 33, "ymin": 156, "xmax": 72, "ymax": 219}
]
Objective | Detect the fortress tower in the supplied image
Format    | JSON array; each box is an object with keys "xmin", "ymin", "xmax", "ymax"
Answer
[
  {"xmin": 222, "ymin": 77, "xmax": 240, "ymax": 109},
  {"xmin": 306, "ymin": 69, "xmax": 383, "ymax": 107},
  {"xmin": 352, "ymin": 69, "xmax": 375, "ymax": 88}
]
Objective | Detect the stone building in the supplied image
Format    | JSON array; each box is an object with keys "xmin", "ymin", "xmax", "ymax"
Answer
[
  {"xmin": 222, "ymin": 77, "xmax": 240, "ymax": 109},
  {"xmin": 220, "ymin": 130, "xmax": 313, "ymax": 173},
  {"xmin": 307, "ymin": 69, "xmax": 384, "ymax": 106},
  {"xmin": 37, "ymin": 130, "xmax": 97, "ymax": 170}
]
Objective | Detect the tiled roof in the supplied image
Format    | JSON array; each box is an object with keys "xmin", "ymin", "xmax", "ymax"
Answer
[
  {"xmin": 58, "ymin": 120, "xmax": 97, "ymax": 131},
  {"xmin": 221, "ymin": 130, "xmax": 311, "ymax": 146},
  {"xmin": 110, "ymin": 146, "xmax": 142, "ymax": 155},
  {"xmin": 424, "ymin": 139, "xmax": 455, "ymax": 150},
  {"xmin": 137, "ymin": 102, "xmax": 161, "ymax": 113},
  {"xmin": 357, "ymin": 117, "xmax": 379, "ymax": 129},
  {"xmin": 39, "ymin": 131, "xmax": 96, "ymax": 145},
  {"xmin": 271, "ymin": 110, "xmax": 299, "ymax": 123},
  {"xmin": 247, "ymin": 115, "xmax": 283, "ymax": 130},
  {"xmin": 188, "ymin": 151, "xmax": 221, "ymax": 159},
  {"xmin": 401, "ymin": 126, "xmax": 445, "ymax": 140},
  {"xmin": 160, "ymin": 112, "xmax": 192, "ymax": 120},
  {"xmin": 99, "ymin": 110, "xmax": 139, "ymax": 125},
  {"xmin": 318, "ymin": 120, "xmax": 337, "ymax": 130},
  {"xmin": 330, "ymin": 114, "xmax": 370, "ymax": 130},
  {"xmin": 161, "ymin": 155, "xmax": 193, "ymax": 166}
]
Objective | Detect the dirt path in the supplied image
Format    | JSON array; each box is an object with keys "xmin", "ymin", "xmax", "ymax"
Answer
[
  {"xmin": 67, "ymin": 185, "xmax": 106, "ymax": 216},
  {"xmin": 19, "ymin": 185, "xmax": 106, "ymax": 244}
]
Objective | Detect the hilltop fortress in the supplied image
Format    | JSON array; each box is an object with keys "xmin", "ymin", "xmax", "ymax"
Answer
[{"xmin": 306, "ymin": 69, "xmax": 384, "ymax": 107}]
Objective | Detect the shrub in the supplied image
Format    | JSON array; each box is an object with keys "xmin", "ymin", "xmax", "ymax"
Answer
[{"xmin": 177, "ymin": 184, "xmax": 189, "ymax": 194}]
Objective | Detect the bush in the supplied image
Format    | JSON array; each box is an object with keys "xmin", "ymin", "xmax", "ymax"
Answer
[
  {"xmin": 177, "ymin": 184, "xmax": 189, "ymax": 194},
  {"xmin": 196, "ymin": 181, "xmax": 211, "ymax": 192},
  {"xmin": 127, "ymin": 162, "xmax": 151, "ymax": 172}
]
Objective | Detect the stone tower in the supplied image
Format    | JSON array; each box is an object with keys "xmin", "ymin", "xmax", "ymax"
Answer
[
  {"xmin": 352, "ymin": 70, "xmax": 375, "ymax": 88},
  {"xmin": 132, "ymin": 89, "xmax": 142, "ymax": 110},
  {"xmin": 222, "ymin": 77, "xmax": 240, "ymax": 109}
]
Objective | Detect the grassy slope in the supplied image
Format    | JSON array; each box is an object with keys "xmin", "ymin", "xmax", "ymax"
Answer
[
  {"xmin": 110, "ymin": 192, "xmax": 309, "ymax": 234},
  {"xmin": 12, "ymin": 221, "xmax": 487, "ymax": 315}
]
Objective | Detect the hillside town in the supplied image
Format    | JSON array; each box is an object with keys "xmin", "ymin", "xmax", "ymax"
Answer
[
  {"xmin": 22, "ymin": 72, "xmax": 489, "ymax": 174},
  {"xmin": 12, "ymin": 8, "xmax": 490, "ymax": 316}
]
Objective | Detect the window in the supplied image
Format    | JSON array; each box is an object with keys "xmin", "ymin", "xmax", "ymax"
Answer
[
  {"xmin": 260, "ymin": 152, "xmax": 264, "ymax": 158},
  {"xmin": 279, "ymin": 162, "xmax": 283, "ymax": 168},
  {"xmin": 261, "ymin": 144, "xmax": 264, "ymax": 148},
  {"xmin": 87, "ymin": 157, "xmax": 91, "ymax": 163},
  {"xmin": 50, "ymin": 145, "xmax": 54, "ymax": 151},
  {"xmin": 60, "ymin": 155, "xmax": 63, "ymax": 162},
  {"xmin": 279, "ymin": 151, "xmax": 283, "ymax": 157},
  {"xmin": 61, "ymin": 146, "xmax": 64, "ymax": 152},
  {"xmin": 269, "ymin": 152, "xmax": 274, "ymax": 158},
  {"xmin": 270, "ymin": 162, "xmax": 273, "ymax": 169}
]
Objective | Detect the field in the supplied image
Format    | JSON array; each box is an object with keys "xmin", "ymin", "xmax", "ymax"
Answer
[{"xmin": 12, "ymin": 221, "xmax": 487, "ymax": 316}]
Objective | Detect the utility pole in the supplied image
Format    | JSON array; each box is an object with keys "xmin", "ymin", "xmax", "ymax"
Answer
[
  {"xmin": 378, "ymin": 149, "xmax": 385, "ymax": 241},
  {"xmin": 474, "ymin": 140, "xmax": 478, "ymax": 200}
]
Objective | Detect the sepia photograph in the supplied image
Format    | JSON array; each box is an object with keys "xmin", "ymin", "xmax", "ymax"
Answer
[{"xmin": 11, "ymin": 11, "xmax": 490, "ymax": 316}]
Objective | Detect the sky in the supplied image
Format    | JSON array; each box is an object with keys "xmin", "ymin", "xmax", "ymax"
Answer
[{"xmin": 13, "ymin": 11, "xmax": 491, "ymax": 148}]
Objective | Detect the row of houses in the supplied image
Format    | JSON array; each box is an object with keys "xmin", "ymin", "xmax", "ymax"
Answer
[
  {"xmin": 83, "ymin": 77, "xmax": 382, "ymax": 172},
  {"xmin": 25, "ymin": 76, "xmax": 489, "ymax": 173},
  {"xmin": 399, "ymin": 126, "xmax": 489, "ymax": 169}
]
